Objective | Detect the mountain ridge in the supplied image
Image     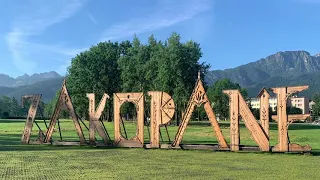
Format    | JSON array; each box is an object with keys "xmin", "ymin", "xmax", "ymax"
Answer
[
  {"xmin": 205, "ymin": 50, "xmax": 320, "ymax": 98},
  {"xmin": 0, "ymin": 71, "xmax": 61, "ymax": 87}
]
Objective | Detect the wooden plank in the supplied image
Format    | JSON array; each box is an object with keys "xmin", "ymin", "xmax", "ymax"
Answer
[
  {"xmin": 149, "ymin": 92, "xmax": 161, "ymax": 148},
  {"xmin": 87, "ymin": 93, "xmax": 110, "ymax": 145},
  {"xmin": 113, "ymin": 93, "xmax": 144, "ymax": 147},
  {"xmin": 239, "ymin": 145, "xmax": 261, "ymax": 151},
  {"xmin": 272, "ymin": 114, "xmax": 310, "ymax": 123},
  {"xmin": 116, "ymin": 139, "xmax": 144, "ymax": 148},
  {"xmin": 29, "ymin": 141, "xmax": 51, "ymax": 145},
  {"xmin": 274, "ymin": 87, "xmax": 288, "ymax": 152},
  {"xmin": 45, "ymin": 80, "xmax": 86, "ymax": 144},
  {"xmin": 180, "ymin": 144, "xmax": 222, "ymax": 151},
  {"xmin": 238, "ymin": 92, "xmax": 269, "ymax": 151},
  {"xmin": 52, "ymin": 141, "xmax": 82, "ymax": 146},
  {"xmin": 223, "ymin": 90, "xmax": 240, "ymax": 151},
  {"xmin": 148, "ymin": 91, "xmax": 175, "ymax": 148},
  {"xmin": 288, "ymin": 143, "xmax": 311, "ymax": 152},
  {"xmin": 21, "ymin": 94, "xmax": 42, "ymax": 144},
  {"xmin": 258, "ymin": 88, "xmax": 270, "ymax": 138}
]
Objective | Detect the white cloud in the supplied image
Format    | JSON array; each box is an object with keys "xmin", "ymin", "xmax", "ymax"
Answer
[
  {"xmin": 5, "ymin": 0, "xmax": 87, "ymax": 74},
  {"xmin": 100, "ymin": 0, "xmax": 212, "ymax": 41},
  {"xmin": 87, "ymin": 12, "xmax": 98, "ymax": 25}
]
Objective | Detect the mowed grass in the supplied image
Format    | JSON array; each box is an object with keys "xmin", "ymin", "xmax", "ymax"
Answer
[{"xmin": 0, "ymin": 119, "xmax": 319, "ymax": 179}]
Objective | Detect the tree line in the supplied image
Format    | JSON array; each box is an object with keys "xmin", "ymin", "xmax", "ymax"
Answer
[
  {"xmin": 0, "ymin": 32, "xmax": 317, "ymax": 122},
  {"xmin": 0, "ymin": 96, "xmax": 47, "ymax": 119},
  {"xmin": 55, "ymin": 33, "xmax": 209, "ymax": 123}
]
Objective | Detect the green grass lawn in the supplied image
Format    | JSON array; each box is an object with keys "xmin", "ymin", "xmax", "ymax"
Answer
[{"xmin": 0, "ymin": 119, "xmax": 319, "ymax": 179}]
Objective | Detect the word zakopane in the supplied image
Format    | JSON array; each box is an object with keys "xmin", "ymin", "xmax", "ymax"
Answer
[{"xmin": 21, "ymin": 77, "xmax": 311, "ymax": 152}]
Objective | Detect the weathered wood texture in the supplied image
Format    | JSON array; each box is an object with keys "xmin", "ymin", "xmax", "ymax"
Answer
[
  {"xmin": 21, "ymin": 94, "xmax": 42, "ymax": 144},
  {"xmin": 271, "ymin": 86, "xmax": 311, "ymax": 152},
  {"xmin": 258, "ymin": 88, "xmax": 270, "ymax": 138},
  {"xmin": 224, "ymin": 90, "xmax": 239, "ymax": 151},
  {"xmin": 272, "ymin": 114, "xmax": 310, "ymax": 123},
  {"xmin": 87, "ymin": 93, "xmax": 110, "ymax": 145},
  {"xmin": 148, "ymin": 91, "xmax": 175, "ymax": 148},
  {"xmin": 172, "ymin": 75, "xmax": 228, "ymax": 149},
  {"xmin": 223, "ymin": 90, "xmax": 269, "ymax": 151},
  {"xmin": 113, "ymin": 93, "xmax": 144, "ymax": 147},
  {"xmin": 44, "ymin": 80, "xmax": 86, "ymax": 144}
]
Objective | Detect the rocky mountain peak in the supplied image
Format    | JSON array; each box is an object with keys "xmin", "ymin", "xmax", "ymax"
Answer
[{"xmin": 16, "ymin": 73, "xmax": 30, "ymax": 80}]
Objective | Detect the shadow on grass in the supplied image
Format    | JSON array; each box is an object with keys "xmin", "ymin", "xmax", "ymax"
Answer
[
  {"xmin": 0, "ymin": 144, "xmax": 121, "ymax": 152},
  {"xmin": 0, "ymin": 119, "xmax": 26, "ymax": 123}
]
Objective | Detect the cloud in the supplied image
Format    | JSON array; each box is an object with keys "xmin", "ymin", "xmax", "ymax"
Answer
[
  {"xmin": 87, "ymin": 12, "xmax": 98, "ymax": 25},
  {"xmin": 5, "ymin": 0, "xmax": 87, "ymax": 74},
  {"xmin": 100, "ymin": 0, "xmax": 212, "ymax": 41}
]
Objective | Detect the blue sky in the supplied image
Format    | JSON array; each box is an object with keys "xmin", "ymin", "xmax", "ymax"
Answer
[{"xmin": 1, "ymin": 0, "xmax": 320, "ymax": 77}]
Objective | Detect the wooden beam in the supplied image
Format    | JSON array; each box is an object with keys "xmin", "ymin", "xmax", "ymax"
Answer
[
  {"xmin": 223, "ymin": 90, "xmax": 239, "ymax": 151},
  {"xmin": 258, "ymin": 88, "xmax": 270, "ymax": 138},
  {"xmin": 272, "ymin": 114, "xmax": 310, "ymax": 123},
  {"xmin": 21, "ymin": 94, "xmax": 42, "ymax": 144}
]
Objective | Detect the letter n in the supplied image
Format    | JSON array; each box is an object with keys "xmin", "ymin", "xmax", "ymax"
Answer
[{"xmin": 223, "ymin": 90, "xmax": 269, "ymax": 151}]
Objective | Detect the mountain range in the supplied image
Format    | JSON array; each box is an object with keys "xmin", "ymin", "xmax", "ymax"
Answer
[
  {"xmin": 0, "ymin": 72, "xmax": 63, "ymax": 102},
  {"xmin": 0, "ymin": 71, "xmax": 61, "ymax": 87},
  {"xmin": 205, "ymin": 51, "xmax": 320, "ymax": 98},
  {"xmin": 1, "ymin": 50, "xmax": 320, "ymax": 102}
]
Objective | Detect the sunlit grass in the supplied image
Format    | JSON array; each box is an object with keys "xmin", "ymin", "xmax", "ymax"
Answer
[{"xmin": 0, "ymin": 119, "xmax": 319, "ymax": 179}]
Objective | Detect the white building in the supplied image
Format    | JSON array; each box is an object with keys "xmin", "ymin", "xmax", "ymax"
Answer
[{"xmin": 249, "ymin": 96, "xmax": 309, "ymax": 114}]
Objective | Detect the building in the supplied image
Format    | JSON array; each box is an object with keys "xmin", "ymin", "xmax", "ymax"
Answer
[
  {"xmin": 289, "ymin": 96, "xmax": 309, "ymax": 114},
  {"xmin": 250, "ymin": 97, "xmax": 277, "ymax": 111},
  {"xmin": 249, "ymin": 96, "xmax": 309, "ymax": 114}
]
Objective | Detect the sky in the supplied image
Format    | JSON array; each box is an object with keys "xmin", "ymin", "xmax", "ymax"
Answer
[{"xmin": 0, "ymin": 0, "xmax": 320, "ymax": 77}]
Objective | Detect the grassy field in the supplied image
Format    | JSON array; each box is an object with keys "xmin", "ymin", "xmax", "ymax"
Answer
[{"xmin": 0, "ymin": 119, "xmax": 319, "ymax": 179}]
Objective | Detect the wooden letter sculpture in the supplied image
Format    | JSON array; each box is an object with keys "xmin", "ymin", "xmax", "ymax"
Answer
[
  {"xmin": 148, "ymin": 91, "xmax": 175, "ymax": 148},
  {"xmin": 114, "ymin": 93, "xmax": 144, "ymax": 147},
  {"xmin": 44, "ymin": 80, "xmax": 86, "ymax": 144},
  {"xmin": 223, "ymin": 90, "xmax": 269, "ymax": 151},
  {"xmin": 257, "ymin": 88, "xmax": 270, "ymax": 138},
  {"xmin": 172, "ymin": 74, "xmax": 228, "ymax": 149},
  {"xmin": 21, "ymin": 94, "xmax": 42, "ymax": 144},
  {"xmin": 87, "ymin": 93, "xmax": 110, "ymax": 145},
  {"xmin": 271, "ymin": 86, "xmax": 311, "ymax": 152}
]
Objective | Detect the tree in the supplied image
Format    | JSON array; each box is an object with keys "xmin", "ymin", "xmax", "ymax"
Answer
[
  {"xmin": 207, "ymin": 79, "xmax": 247, "ymax": 120},
  {"xmin": 152, "ymin": 33, "xmax": 208, "ymax": 124},
  {"xmin": 312, "ymin": 93, "xmax": 320, "ymax": 120},
  {"xmin": 67, "ymin": 41, "xmax": 126, "ymax": 120},
  {"xmin": 65, "ymin": 33, "xmax": 208, "ymax": 123},
  {"xmin": 118, "ymin": 36, "xmax": 149, "ymax": 92},
  {"xmin": 286, "ymin": 106, "xmax": 302, "ymax": 114}
]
